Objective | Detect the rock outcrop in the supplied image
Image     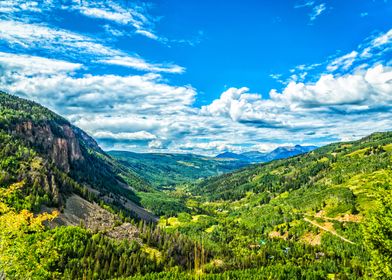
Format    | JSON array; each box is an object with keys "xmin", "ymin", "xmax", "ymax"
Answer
[{"xmin": 15, "ymin": 121, "xmax": 84, "ymax": 172}]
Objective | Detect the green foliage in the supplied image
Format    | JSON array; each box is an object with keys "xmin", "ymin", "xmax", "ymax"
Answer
[
  {"xmin": 0, "ymin": 183, "xmax": 206, "ymax": 279},
  {"xmin": 2, "ymin": 91, "xmax": 392, "ymax": 279},
  {"xmin": 155, "ymin": 132, "xmax": 392, "ymax": 279},
  {"xmin": 0, "ymin": 91, "xmax": 150, "ymax": 212},
  {"xmin": 138, "ymin": 191, "xmax": 188, "ymax": 216},
  {"xmin": 0, "ymin": 91, "xmax": 66, "ymax": 125},
  {"xmin": 363, "ymin": 190, "xmax": 392, "ymax": 279},
  {"xmin": 109, "ymin": 151, "xmax": 248, "ymax": 188}
]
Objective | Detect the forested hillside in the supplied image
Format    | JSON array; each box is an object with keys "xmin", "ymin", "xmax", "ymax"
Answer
[
  {"xmin": 109, "ymin": 151, "xmax": 248, "ymax": 187},
  {"xmin": 0, "ymin": 92, "xmax": 205, "ymax": 279},
  {"xmin": 0, "ymin": 91, "xmax": 191, "ymax": 218},
  {"xmin": 1, "ymin": 91, "xmax": 391, "ymax": 279},
  {"xmin": 149, "ymin": 132, "xmax": 392, "ymax": 279}
]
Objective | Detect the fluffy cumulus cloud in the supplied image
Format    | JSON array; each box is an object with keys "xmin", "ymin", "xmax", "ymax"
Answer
[
  {"xmin": 200, "ymin": 87, "xmax": 262, "ymax": 121},
  {"xmin": 200, "ymin": 64, "xmax": 392, "ymax": 148},
  {"xmin": 0, "ymin": 53, "xmax": 194, "ymax": 117},
  {"xmin": 93, "ymin": 131, "xmax": 157, "ymax": 141},
  {"xmin": 1, "ymin": 49, "xmax": 392, "ymax": 154},
  {"xmin": 0, "ymin": 0, "xmax": 391, "ymax": 155},
  {"xmin": 271, "ymin": 65, "xmax": 392, "ymax": 110},
  {"xmin": 280, "ymin": 28, "xmax": 392, "ymax": 86}
]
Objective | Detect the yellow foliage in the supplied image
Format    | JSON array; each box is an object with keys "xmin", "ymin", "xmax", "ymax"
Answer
[
  {"xmin": 0, "ymin": 182, "xmax": 59, "ymax": 278},
  {"xmin": 142, "ymin": 245, "xmax": 163, "ymax": 262},
  {"xmin": 0, "ymin": 181, "xmax": 24, "ymax": 199},
  {"xmin": 383, "ymin": 143, "xmax": 392, "ymax": 152},
  {"xmin": 0, "ymin": 181, "xmax": 58, "ymax": 234}
]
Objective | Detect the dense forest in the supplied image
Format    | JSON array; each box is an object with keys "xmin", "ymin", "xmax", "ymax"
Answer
[{"xmin": 0, "ymin": 91, "xmax": 391, "ymax": 279}]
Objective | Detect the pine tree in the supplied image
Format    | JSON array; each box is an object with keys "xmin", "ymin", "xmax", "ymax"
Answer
[{"xmin": 363, "ymin": 190, "xmax": 392, "ymax": 279}]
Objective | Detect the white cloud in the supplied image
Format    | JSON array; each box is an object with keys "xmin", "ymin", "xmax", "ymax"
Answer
[
  {"xmin": 277, "ymin": 28, "xmax": 392, "ymax": 88},
  {"xmin": 272, "ymin": 65, "xmax": 392, "ymax": 108},
  {"xmin": 148, "ymin": 140, "xmax": 165, "ymax": 149},
  {"xmin": 327, "ymin": 51, "xmax": 358, "ymax": 72},
  {"xmin": 200, "ymin": 87, "xmax": 262, "ymax": 121},
  {"xmin": 178, "ymin": 141, "xmax": 242, "ymax": 153},
  {"xmin": 1, "ymin": 30, "xmax": 392, "ymax": 155},
  {"xmin": 77, "ymin": 7, "xmax": 135, "ymax": 25},
  {"xmin": 135, "ymin": 30, "xmax": 159, "ymax": 40},
  {"xmin": 294, "ymin": 1, "xmax": 327, "ymax": 22},
  {"xmin": 310, "ymin": 3, "xmax": 326, "ymax": 21},
  {"xmin": 201, "ymin": 65, "xmax": 392, "ymax": 145},
  {"xmin": 0, "ymin": 0, "xmax": 42, "ymax": 14},
  {"xmin": 0, "ymin": 0, "xmax": 159, "ymax": 41},
  {"xmin": 94, "ymin": 131, "xmax": 157, "ymax": 141},
  {"xmin": 0, "ymin": 19, "xmax": 184, "ymax": 73},
  {"xmin": 372, "ymin": 29, "xmax": 392, "ymax": 48},
  {"xmin": 98, "ymin": 56, "xmax": 185, "ymax": 74},
  {"xmin": 0, "ymin": 52, "xmax": 82, "ymax": 75},
  {"xmin": 361, "ymin": 29, "xmax": 392, "ymax": 58},
  {"xmin": 294, "ymin": 1, "xmax": 315, "ymax": 9},
  {"xmin": 68, "ymin": 0, "xmax": 159, "ymax": 40},
  {"xmin": 253, "ymin": 143, "xmax": 291, "ymax": 152}
]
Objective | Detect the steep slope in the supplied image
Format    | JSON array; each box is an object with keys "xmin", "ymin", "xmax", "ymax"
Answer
[
  {"xmin": 0, "ymin": 91, "xmax": 156, "ymax": 221},
  {"xmin": 0, "ymin": 91, "xmax": 207, "ymax": 279},
  {"xmin": 154, "ymin": 132, "xmax": 392, "ymax": 279},
  {"xmin": 216, "ymin": 145, "xmax": 317, "ymax": 163},
  {"xmin": 200, "ymin": 136, "xmax": 388, "ymax": 201},
  {"xmin": 109, "ymin": 151, "xmax": 249, "ymax": 187}
]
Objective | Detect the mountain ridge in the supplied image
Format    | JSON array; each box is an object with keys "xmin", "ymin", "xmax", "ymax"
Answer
[
  {"xmin": 108, "ymin": 150, "xmax": 249, "ymax": 187},
  {"xmin": 216, "ymin": 144, "xmax": 317, "ymax": 163},
  {"xmin": 1, "ymin": 90, "xmax": 391, "ymax": 279},
  {"xmin": 0, "ymin": 91, "xmax": 157, "ymax": 221}
]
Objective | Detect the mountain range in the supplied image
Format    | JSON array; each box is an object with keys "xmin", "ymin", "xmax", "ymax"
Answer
[
  {"xmin": 108, "ymin": 151, "xmax": 248, "ymax": 188},
  {"xmin": 216, "ymin": 144, "xmax": 317, "ymax": 163},
  {"xmin": 0, "ymin": 91, "xmax": 391, "ymax": 279},
  {"xmin": 108, "ymin": 145, "xmax": 318, "ymax": 189}
]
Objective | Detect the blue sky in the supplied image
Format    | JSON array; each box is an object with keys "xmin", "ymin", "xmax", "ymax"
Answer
[{"xmin": 0, "ymin": 0, "xmax": 391, "ymax": 155}]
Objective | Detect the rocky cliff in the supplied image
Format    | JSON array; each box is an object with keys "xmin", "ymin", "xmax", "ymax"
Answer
[
  {"xmin": 0, "ymin": 91, "xmax": 156, "ymax": 221},
  {"xmin": 15, "ymin": 120, "xmax": 84, "ymax": 172}
]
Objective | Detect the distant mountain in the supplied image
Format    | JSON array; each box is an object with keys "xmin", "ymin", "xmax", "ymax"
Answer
[
  {"xmin": 265, "ymin": 144, "xmax": 317, "ymax": 161},
  {"xmin": 186, "ymin": 132, "xmax": 392, "ymax": 279},
  {"xmin": 240, "ymin": 151, "xmax": 268, "ymax": 162},
  {"xmin": 215, "ymin": 151, "xmax": 250, "ymax": 161},
  {"xmin": 0, "ymin": 91, "xmax": 209, "ymax": 279},
  {"xmin": 108, "ymin": 151, "xmax": 249, "ymax": 187},
  {"xmin": 216, "ymin": 144, "xmax": 318, "ymax": 163}
]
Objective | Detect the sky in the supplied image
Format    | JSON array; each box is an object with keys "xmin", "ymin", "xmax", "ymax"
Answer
[{"xmin": 0, "ymin": 0, "xmax": 391, "ymax": 155}]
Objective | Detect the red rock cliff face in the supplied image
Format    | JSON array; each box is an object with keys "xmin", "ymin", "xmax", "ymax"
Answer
[{"xmin": 15, "ymin": 121, "xmax": 84, "ymax": 172}]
